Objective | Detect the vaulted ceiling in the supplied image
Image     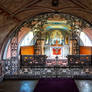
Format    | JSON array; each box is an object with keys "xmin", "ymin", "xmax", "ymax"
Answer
[{"xmin": 0, "ymin": 0, "xmax": 92, "ymax": 47}]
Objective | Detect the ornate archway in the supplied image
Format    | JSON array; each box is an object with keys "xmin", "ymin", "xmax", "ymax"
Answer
[{"xmin": 1, "ymin": 12, "xmax": 92, "ymax": 79}]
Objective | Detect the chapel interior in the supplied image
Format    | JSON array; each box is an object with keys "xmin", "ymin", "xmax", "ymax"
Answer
[{"xmin": 0, "ymin": 0, "xmax": 92, "ymax": 92}]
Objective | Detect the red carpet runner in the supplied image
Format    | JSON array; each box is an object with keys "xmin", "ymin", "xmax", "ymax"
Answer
[{"xmin": 34, "ymin": 78, "xmax": 79, "ymax": 92}]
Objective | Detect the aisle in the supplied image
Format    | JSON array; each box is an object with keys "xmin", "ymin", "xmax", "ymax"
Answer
[{"xmin": 34, "ymin": 78, "xmax": 79, "ymax": 92}]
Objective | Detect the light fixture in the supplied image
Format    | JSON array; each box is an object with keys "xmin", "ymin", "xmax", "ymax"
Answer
[{"xmin": 52, "ymin": 0, "xmax": 59, "ymax": 7}]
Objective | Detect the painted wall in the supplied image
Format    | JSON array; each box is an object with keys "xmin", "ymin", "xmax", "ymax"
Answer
[
  {"xmin": 21, "ymin": 46, "xmax": 34, "ymax": 55},
  {"xmin": 80, "ymin": 32, "xmax": 92, "ymax": 46},
  {"xmin": 80, "ymin": 46, "xmax": 92, "ymax": 55},
  {"xmin": 20, "ymin": 31, "xmax": 34, "ymax": 46}
]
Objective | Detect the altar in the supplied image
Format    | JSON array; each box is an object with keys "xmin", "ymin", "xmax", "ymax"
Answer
[
  {"xmin": 50, "ymin": 40, "xmax": 63, "ymax": 59},
  {"xmin": 45, "ymin": 40, "xmax": 69, "ymax": 59},
  {"xmin": 50, "ymin": 46, "xmax": 69, "ymax": 59}
]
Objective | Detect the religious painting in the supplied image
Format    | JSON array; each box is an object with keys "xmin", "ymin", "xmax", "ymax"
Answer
[
  {"xmin": 53, "ymin": 48, "xmax": 61, "ymax": 55},
  {"xmin": 50, "ymin": 30, "xmax": 64, "ymax": 45}
]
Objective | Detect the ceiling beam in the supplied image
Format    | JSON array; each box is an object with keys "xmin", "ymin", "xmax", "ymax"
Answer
[
  {"xmin": 0, "ymin": 4, "xmax": 21, "ymax": 22},
  {"xmin": 13, "ymin": 0, "xmax": 42, "ymax": 16}
]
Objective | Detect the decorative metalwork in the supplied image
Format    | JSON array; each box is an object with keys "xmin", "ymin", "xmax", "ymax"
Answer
[
  {"xmin": 68, "ymin": 55, "xmax": 91, "ymax": 67},
  {"xmin": 71, "ymin": 29, "xmax": 80, "ymax": 55},
  {"xmin": 4, "ymin": 66, "xmax": 92, "ymax": 79},
  {"xmin": 20, "ymin": 55, "xmax": 46, "ymax": 67},
  {"xmin": 3, "ymin": 54, "xmax": 92, "ymax": 78},
  {"xmin": 7, "ymin": 35, "xmax": 19, "ymax": 75}
]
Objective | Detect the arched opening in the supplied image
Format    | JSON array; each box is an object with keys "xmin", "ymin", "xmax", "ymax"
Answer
[{"xmin": 2, "ymin": 13, "xmax": 92, "ymax": 78}]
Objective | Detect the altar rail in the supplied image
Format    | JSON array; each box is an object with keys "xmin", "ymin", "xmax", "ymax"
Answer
[
  {"xmin": 4, "ymin": 74, "xmax": 92, "ymax": 80},
  {"xmin": 3, "ymin": 55, "xmax": 92, "ymax": 79},
  {"xmin": 4, "ymin": 67, "xmax": 92, "ymax": 80}
]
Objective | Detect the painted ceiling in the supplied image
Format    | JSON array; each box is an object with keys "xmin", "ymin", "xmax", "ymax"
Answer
[
  {"xmin": 43, "ymin": 20, "xmax": 71, "ymax": 31},
  {"xmin": 0, "ymin": 0, "xmax": 92, "ymax": 47}
]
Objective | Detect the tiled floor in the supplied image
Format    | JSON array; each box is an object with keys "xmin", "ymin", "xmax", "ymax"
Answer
[
  {"xmin": 0, "ymin": 80, "xmax": 38, "ymax": 92},
  {"xmin": 0, "ymin": 80, "xmax": 92, "ymax": 92},
  {"xmin": 75, "ymin": 80, "xmax": 92, "ymax": 92}
]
